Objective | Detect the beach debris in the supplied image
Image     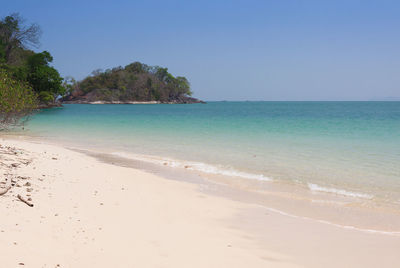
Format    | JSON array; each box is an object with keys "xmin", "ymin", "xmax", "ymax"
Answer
[
  {"xmin": 52, "ymin": 157, "xmax": 58, "ymax": 160},
  {"xmin": 11, "ymin": 163, "xmax": 19, "ymax": 168},
  {"xmin": 26, "ymin": 188, "xmax": 33, "ymax": 192},
  {"xmin": 23, "ymin": 182, "xmax": 31, "ymax": 187},
  {"xmin": 17, "ymin": 194, "xmax": 34, "ymax": 207},
  {"xmin": 0, "ymin": 185, "xmax": 11, "ymax": 196},
  {"xmin": 0, "ymin": 177, "xmax": 12, "ymax": 196}
]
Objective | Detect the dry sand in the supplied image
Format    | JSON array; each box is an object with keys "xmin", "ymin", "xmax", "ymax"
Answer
[{"xmin": 0, "ymin": 138, "xmax": 399, "ymax": 267}]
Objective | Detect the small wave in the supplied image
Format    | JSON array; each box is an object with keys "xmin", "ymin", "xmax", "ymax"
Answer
[
  {"xmin": 260, "ymin": 206, "xmax": 400, "ymax": 237},
  {"xmin": 111, "ymin": 152, "xmax": 272, "ymax": 181},
  {"xmin": 308, "ymin": 183, "xmax": 373, "ymax": 199}
]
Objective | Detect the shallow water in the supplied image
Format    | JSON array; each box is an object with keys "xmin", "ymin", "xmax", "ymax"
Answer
[{"xmin": 22, "ymin": 102, "xmax": 400, "ymax": 216}]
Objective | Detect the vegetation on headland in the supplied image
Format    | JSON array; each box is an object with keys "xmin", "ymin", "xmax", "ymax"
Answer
[
  {"xmin": 63, "ymin": 63, "xmax": 203, "ymax": 104},
  {"xmin": 0, "ymin": 70, "xmax": 38, "ymax": 129},
  {"xmin": 0, "ymin": 13, "xmax": 65, "ymax": 105},
  {"xmin": 0, "ymin": 13, "xmax": 65, "ymax": 129},
  {"xmin": 0, "ymin": 13, "xmax": 202, "ymax": 128}
]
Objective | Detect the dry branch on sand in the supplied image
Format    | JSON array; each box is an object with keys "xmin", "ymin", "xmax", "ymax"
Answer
[
  {"xmin": 0, "ymin": 185, "xmax": 11, "ymax": 196},
  {"xmin": 1, "ymin": 145, "xmax": 35, "ymax": 206},
  {"xmin": 0, "ymin": 177, "xmax": 12, "ymax": 196},
  {"xmin": 17, "ymin": 194, "xmax": 34, "ymax": 207}
]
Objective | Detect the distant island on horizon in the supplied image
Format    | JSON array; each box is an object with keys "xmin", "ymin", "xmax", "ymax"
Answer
[
  {"xmin": 0, "ymin": 13, "xmax": 203, "ymax": 108},
  {"xmin": 62, "ymin": 62, "xmax": 205, "ymax": 104}
]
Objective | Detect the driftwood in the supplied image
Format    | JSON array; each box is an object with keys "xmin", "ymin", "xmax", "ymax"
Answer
[
  {"xmin": 0, "ymin": 178, "xmax": 11, "ymax": 196},
  {"xmin": 17, "ymin": 194, "xmax": 34, "ymax": 207},
  {"xmin": 0, "ymin": 186, "xmax": 11, "ymax": 196}
]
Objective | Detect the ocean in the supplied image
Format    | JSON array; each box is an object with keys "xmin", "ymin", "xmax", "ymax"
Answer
[{"xmin": 21, "ymin": 101, "xmax": 400, "ymax": 229}]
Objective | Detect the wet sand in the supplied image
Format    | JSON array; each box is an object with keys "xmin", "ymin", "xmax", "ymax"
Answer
[{"xmin": 0, "ymin": 137, "xmax": 399, "ymax": 267}]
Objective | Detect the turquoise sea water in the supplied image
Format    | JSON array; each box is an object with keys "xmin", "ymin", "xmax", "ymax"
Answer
[{"xmin": 25, "ymin": 102, "xmax": 400, "ymax": 206}]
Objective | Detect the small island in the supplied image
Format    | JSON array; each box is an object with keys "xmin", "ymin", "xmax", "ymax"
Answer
[
  {"xmin": 0, "ymin": 13, "xmax": 203, "ymax": 110},
  {"xmin": 62, "ymin": 62, "xmax": 205, "ymax": 104}
]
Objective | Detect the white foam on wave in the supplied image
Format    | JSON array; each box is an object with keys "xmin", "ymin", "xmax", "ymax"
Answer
[
  {"xmin": 110, "ymin": 152, "xmax": 400, "ymax": 236},
  {"xmin": 308, "ymin": 183, "xmax": 373, "ymax": 199},
  {"xmin": 111, "ymin": 152, "xmax": 272, "ymax": 181},
  {"xmin": 259, "ymin": 205, "xmax": 400, "ymax": 237}
]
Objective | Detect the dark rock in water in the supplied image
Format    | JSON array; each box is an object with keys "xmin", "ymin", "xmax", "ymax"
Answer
[
  {"xmin": 61, "ymin": 95, "xmax": 205, "ymax": 104},
  {"xmin": 61, "ymin": 90, "xmax": 205, "ymax": 104},
  {"xmin": 166, "ymin": 96, "xmax": 206, "ymax": 104},
  {"xmin": 38, "ymin": 102, "xmax": 63, "ymax": 109}
]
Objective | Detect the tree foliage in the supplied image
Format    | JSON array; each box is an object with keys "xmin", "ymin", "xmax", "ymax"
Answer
[
  {"xmin": 26, "ymin": 51, "xmax": 65, "ymax": 102},
  {"xmin": 0, "ymin": 70, "xmax": 38, "ymax": 129},
  {"xmin": 0, "ymin": 13, "xmax": 64, "ymax": 104},
  {"xmin": 68, "ymin": 62, "xmax": 192, "ymax": 102},
  {"xmin": 0, "ymin": 13, "xmax": 41, "ymax": 64}
]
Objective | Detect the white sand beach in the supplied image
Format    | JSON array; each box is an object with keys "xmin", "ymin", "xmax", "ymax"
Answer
[{"xmin": 1, "ymin": 137, "xmax": 399, "ymax": 268}]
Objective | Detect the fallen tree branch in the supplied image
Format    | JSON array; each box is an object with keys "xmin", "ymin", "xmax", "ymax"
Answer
[
  {"xmin": 17, "ymin": 194, "xmax": 34, "ymax": 207},
  {"xmin": 0, "ymin": 186, "xmax": 11, "ymax": 196},
  {"xmin": 0, "ymin": 178, "xmax": 12, "ymax": 196}
]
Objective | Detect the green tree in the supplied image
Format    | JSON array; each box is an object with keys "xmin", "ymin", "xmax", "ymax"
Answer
[
  {"xmin": 0, "ymin": 70, "xmax": 38, "ymax": 129},
  {"xmin": 155, "ymin": 67, "xmax": 174, "ymax": 83},
  {"xmin": 26, "ymin": 51, "xmax": 65, "ymax": 103},
  {"xmin": 0, "ymin": 13, "xmax": 41, "ymax": 64},
  {"xmin": 174, "ymin": 76, "xmax": 192, "ymax": 95},
  {"xmin": 0, "ymin": 13, "xmax": 66, "ymax": 107},
  {"xmin": 125, "ymin": 62, "xmax": 145, "ymax": 73},
  {"xmin": 62, "ymin": 76, "xmax": 77, "ymax": 96}
]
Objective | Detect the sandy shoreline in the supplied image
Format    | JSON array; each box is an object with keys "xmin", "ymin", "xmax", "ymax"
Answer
[{"xmin": 1, "ymin": 137, "xmax": 400, "ymax": 267}]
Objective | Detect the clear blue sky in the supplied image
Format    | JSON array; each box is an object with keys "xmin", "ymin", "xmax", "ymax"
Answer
[{"xmin": 2, "ymin": 0, "xmax": 400, "ymax": 100}]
